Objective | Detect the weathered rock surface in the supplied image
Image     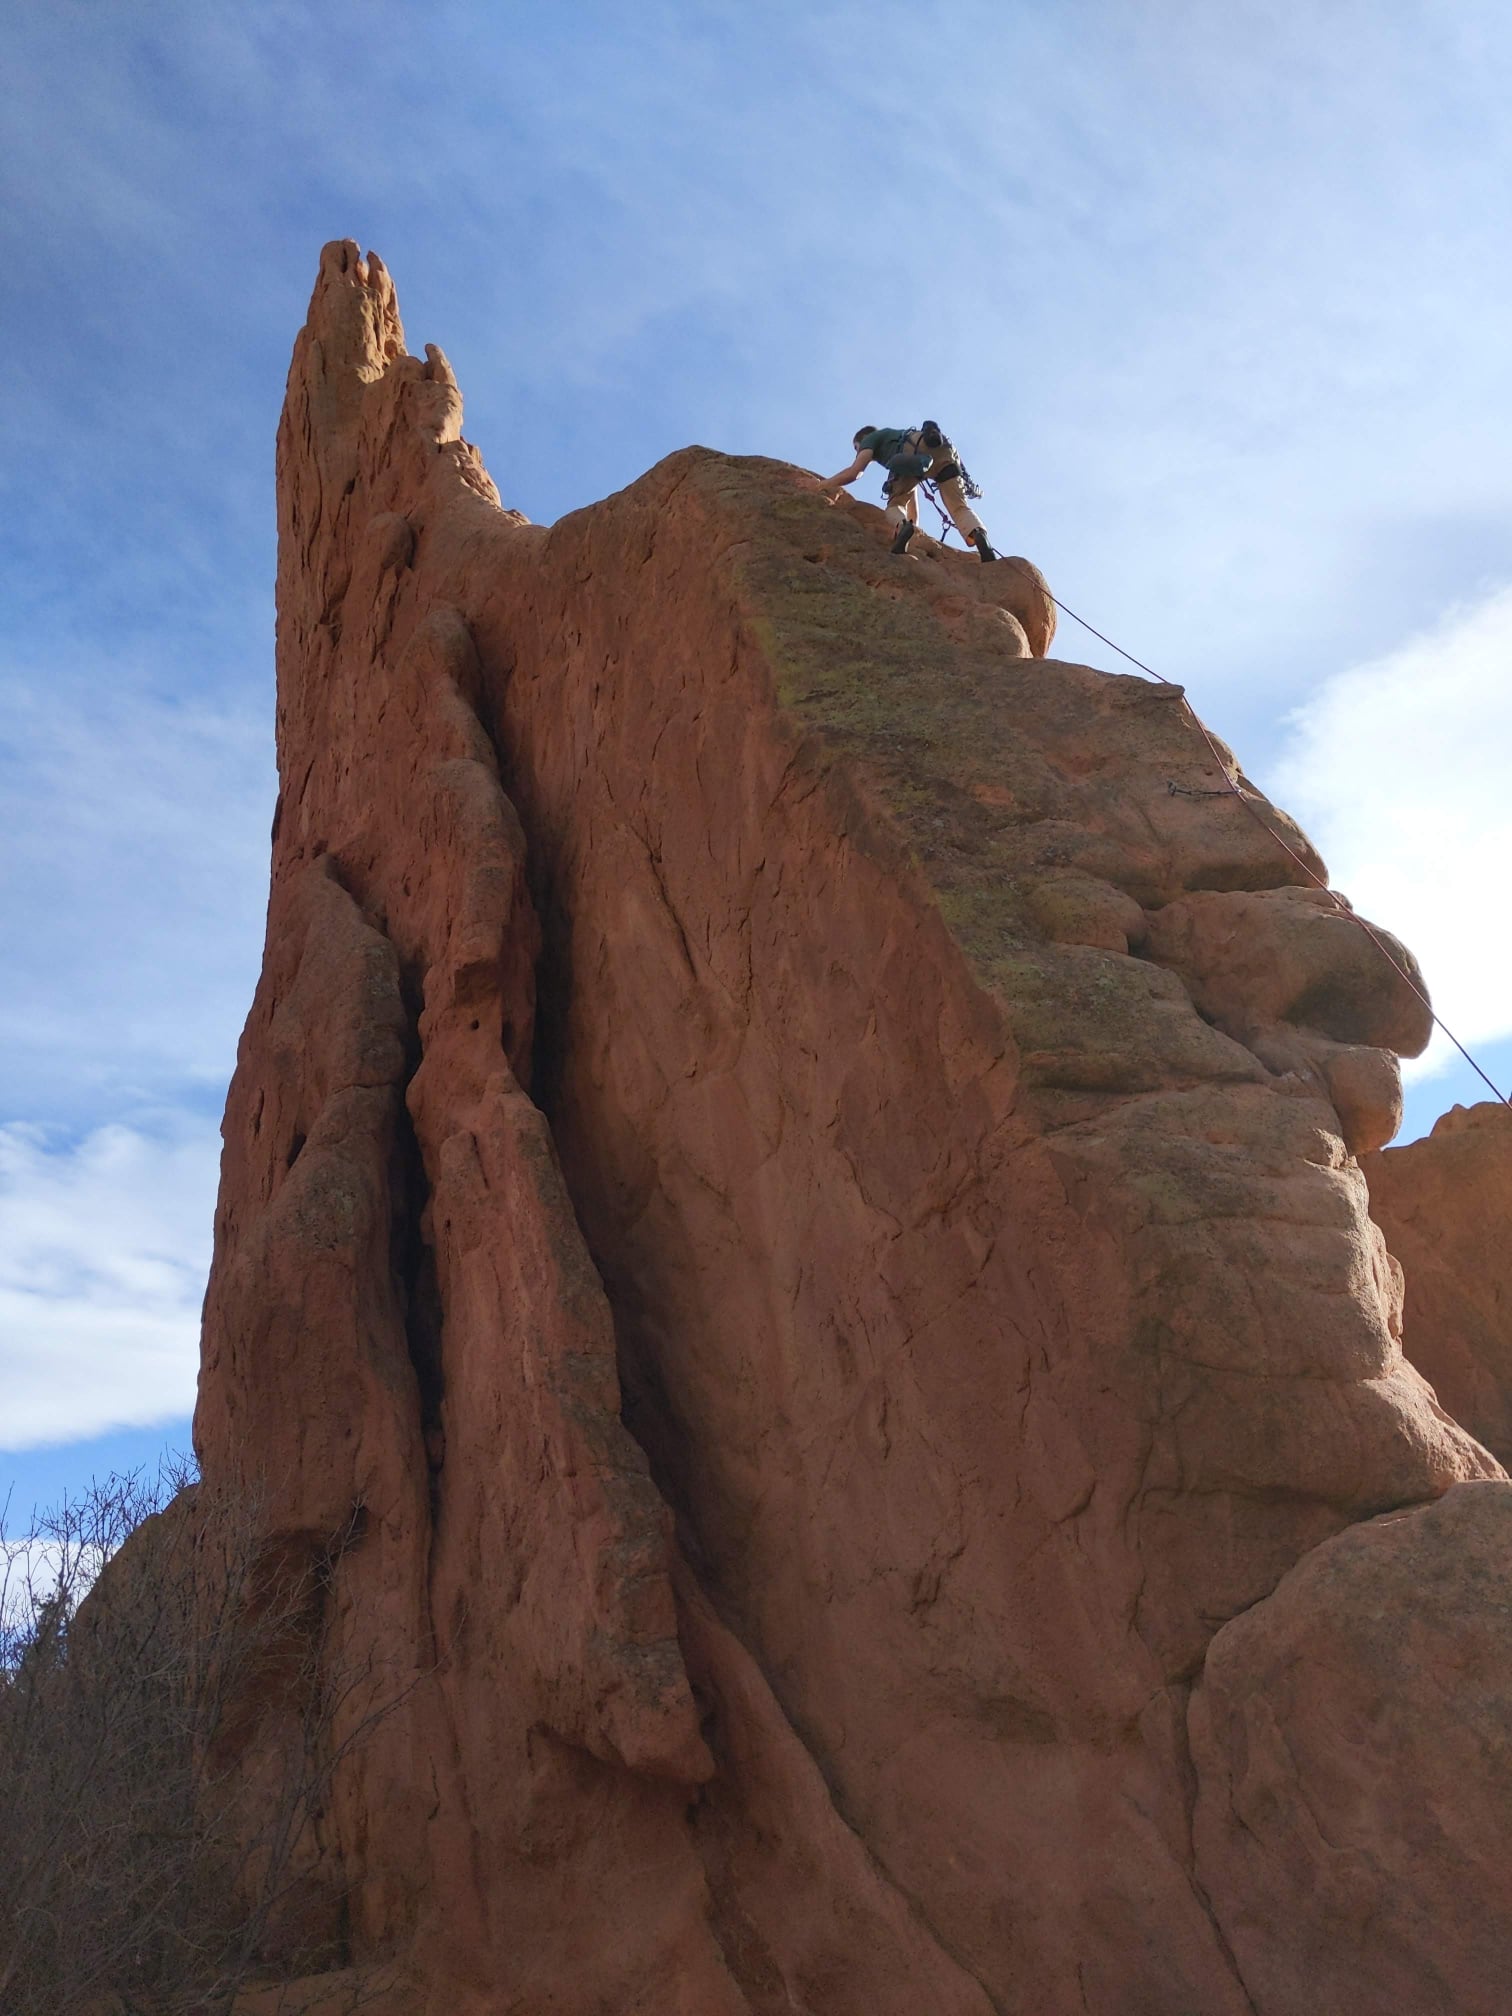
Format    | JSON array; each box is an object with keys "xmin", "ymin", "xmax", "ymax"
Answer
[
  {"xmin": 1364, "ymin": 1100, "xmax": 1512, "ymax": 1466},
  {"xmin": 192, "ymin": 242, "xmax": 1510, "ymax": 2013},
  {"xmin": 1190, "ymin": 1482, "xmax": 1512, "ymax": 2016}
]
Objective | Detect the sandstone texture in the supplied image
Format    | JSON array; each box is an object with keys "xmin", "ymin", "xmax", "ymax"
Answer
[
  {"xmin": 1190, "ymin": 1481, "xmax": 1512, "ymax": 2016},
  {"xmin": 192, "ymin": 242, "xmax": 1511, "ymax": 2013},
  {"xmin": 1364, "ymin": 1099, "xmax": 1512, "ymax": 1466}
]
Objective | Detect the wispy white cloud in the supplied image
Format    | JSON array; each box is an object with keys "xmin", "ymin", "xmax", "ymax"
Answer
[
  {"xmin": 0, "ymin": 672, "xmax": 271, "ymax": 1123},
  {"xmin": 1272, "ymin": 581, "xmax": 1512, "ymax": 1082},
  {"xmin": 1, "ymin": 1538, "xmax": 106, "ymax": 1620},
  {"xmin": 0, "ymin": 1118, "xmax": 216, "ymax": 1452}
]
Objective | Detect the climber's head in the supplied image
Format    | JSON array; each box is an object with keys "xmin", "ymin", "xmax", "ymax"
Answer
[{"xmin": 853, "ymin": 425, "xmax": 878, "ymax": 449}]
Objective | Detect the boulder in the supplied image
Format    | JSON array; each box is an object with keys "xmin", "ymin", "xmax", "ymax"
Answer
[{"xmin": 1191, "ymin": 1483, "xmax": 1512, "ymax": 2016}]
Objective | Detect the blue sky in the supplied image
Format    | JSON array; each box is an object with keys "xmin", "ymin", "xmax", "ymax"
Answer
[{"xmin": 4, "ymin": 0, "xmax": 1511, "ymax": 1522}]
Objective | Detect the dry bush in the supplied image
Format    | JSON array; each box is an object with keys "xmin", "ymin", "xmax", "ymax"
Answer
[{"xmin": 0, "ymin": 1462, "xmax": 400, "ymax": 2016}]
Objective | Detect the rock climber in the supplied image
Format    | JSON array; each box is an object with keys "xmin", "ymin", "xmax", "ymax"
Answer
[{"xmin": 820, "ymin": 422, "xmax": 1000, "ymax": 562}]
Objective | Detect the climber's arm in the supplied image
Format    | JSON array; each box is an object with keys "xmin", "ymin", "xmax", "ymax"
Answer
[{"xmin": 821, "ymin": 450, "xmax": 872, "ymax": 496}]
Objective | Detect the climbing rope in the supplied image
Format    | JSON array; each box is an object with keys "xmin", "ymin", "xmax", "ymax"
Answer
[
  {"xmin": 922, "ymin": 481, "xmax": 957, "ymax": 545},
  {"xmin": 909, "ymin": 482, "xmax": 1508, "ymax": 1104},
  {"xmin": 1039, "ymin": 586, "xmax": 1511, "ymax": 1109}
]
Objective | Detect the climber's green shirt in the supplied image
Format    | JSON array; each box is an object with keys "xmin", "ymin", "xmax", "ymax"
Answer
[{"xmin": 857, "ymin": 427, "xmax": 911, "ymax": 466}]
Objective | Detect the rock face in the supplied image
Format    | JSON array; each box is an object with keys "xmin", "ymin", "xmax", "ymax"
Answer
[
  {"xmin": 1364, "ymin": 1100, "xmax": 1512, "ymax": 1466},
  {"xmin": 194, "ymin": 242, "xmax": 1512, "ymax": 2013},
  {"xmin": 1190, "ymin": 1482, "xmax": 1512, "ymax": 2016}
]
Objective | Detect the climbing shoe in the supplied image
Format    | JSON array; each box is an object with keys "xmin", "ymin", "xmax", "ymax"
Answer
[
  {"xmin": 972, "ymin": 529, "xmax": 999, "ymax": 564},
  {"xmin": 890, "ymin": 522, "xmax": 915, "ymax": 555}
]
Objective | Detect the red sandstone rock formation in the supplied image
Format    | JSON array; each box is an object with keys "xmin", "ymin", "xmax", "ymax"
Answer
[
  {"xmin": 194, "ymin": 241, "xmax": 1512, "ymax": 2013},
  {"xmin": 1364, "ymin": 1100, "xmax": 1512, "ymax": 1466}
]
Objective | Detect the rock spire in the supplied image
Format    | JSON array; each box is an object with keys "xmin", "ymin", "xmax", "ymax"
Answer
[{"xmin": 193, "ymin": 242, "xmax": 1512, "ymax": 2013}]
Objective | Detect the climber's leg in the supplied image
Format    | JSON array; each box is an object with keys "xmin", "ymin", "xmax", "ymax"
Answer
[
  {"xmin": 883, "ymin": 480, "xmax": 919, "ymax": 527},
  {"xmin": 936, "ymin": 472, "xmax": 997, "ymax": 559}
]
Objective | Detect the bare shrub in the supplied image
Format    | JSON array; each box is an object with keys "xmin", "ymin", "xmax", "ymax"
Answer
[{"xmin": 0, "ymin": 1462, "xmax": 400, "ymax": 2016}]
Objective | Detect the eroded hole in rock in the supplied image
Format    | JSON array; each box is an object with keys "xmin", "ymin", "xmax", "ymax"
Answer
[{"xmin": 285, "ymin": 1131, "xmax": 307, "ymax": 1170}]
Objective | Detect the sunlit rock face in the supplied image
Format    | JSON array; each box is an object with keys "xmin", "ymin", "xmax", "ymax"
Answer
[
  {"xmin": 193, "ymin": 241, "xmax": 1510, "ymax": 2015},
  {"xmin": 1364, "ymin": 1100, "xmax": 1512, "ymax": 1466}
]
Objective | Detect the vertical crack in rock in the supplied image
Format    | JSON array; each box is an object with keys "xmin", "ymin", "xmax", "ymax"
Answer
[
  {"xmin": 188, "ymin": 240, "xmax": 1512, "ymax": 2014},
  {"xmin": 391, "ymin": 1079, "xmax": 446, "ymax": 1498}
]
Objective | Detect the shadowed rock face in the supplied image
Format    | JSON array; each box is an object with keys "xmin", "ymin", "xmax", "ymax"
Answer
[{"xmin": 193, "ymin": 241, "xmax": 1509, "ymax": 2014}]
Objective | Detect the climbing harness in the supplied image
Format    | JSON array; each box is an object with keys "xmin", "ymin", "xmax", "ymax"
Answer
[
  {"xmin": 1038, "ymin": 584, "xmax": 1512, "ymax": 1110},
  {"xmin": 921, "ymin": 482, "xmax": 948, "ymax": 536},
  {"xmin": 921, "ymin": 481, "xmax": 960, "ymax": 541},
  {"xmin": 919, "ymin": 475, "xmax": 983, "ymax": 539},
  {"xmin": 881, "ymin": 451, "xmax": 932, "ymax": 499},
  {"xmin": 887, "ymin": 424, "xmax": 984, "ymax": 541}
]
